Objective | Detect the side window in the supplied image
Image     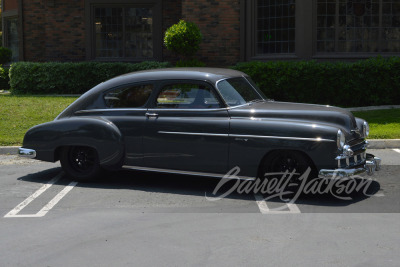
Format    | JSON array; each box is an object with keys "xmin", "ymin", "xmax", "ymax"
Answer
[
  {"xmin": 104, "ymin": 84, "xmax": 153, "ymax": 108},
  {"xmin": 156, "ymin": 83, "xmax": 221, "ymax": 109}
]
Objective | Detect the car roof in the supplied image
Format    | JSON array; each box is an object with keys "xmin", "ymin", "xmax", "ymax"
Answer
[
  {"xmin": 109, "ymin": 67, "xmax": 246, "ymax": 85},
  {"xmin": 87, "ymin": 68, "xmax": 248, "ymax": 96}
]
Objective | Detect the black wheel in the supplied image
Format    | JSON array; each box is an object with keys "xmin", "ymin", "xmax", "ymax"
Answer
[
  {"xmin": 260, "ymin": 150, "xmax": 316, "ymax": 188},
  {"xmin": 60, "ymin": 146, "xmax": 102, "ymax": 182}
]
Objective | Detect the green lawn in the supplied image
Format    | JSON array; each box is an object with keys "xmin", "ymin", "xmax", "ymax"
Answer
[
  {"xmin": 0, "ymin": 95, "xmax": 78, "ymax": 146},
  {"xmin": 352, "ymin": 109, "xmax": 400, "ymax": 139},
  {"xmin": 0, "ymin": 95, "xmax": 399, "ymax": 146}
]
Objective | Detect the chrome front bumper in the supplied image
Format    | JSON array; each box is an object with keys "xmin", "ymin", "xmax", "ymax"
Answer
[
  {"xmin": 18, "ymin": 147, "xmax": 36, "ymax": 159},
  {"xmin": 319, "ymin": 154, "xmax": 381, "ymax": 178}
]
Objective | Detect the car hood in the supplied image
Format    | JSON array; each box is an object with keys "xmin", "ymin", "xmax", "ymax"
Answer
[{"xmin": 228, "ymin": 101, "xmax": 358, "ymax": 132}]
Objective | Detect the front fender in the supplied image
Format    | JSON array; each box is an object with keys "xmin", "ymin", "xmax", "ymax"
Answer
[
  {"xmin": 22, "ymin": 117, "xmax": 124, "ymax": 167},
  {"xmin": 229, "ymin": 118, "xmax": 340, "ymax": 177}
]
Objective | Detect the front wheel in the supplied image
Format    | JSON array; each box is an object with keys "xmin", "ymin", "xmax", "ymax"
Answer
[
  {"xmin": 260, "ymin": 150, "xmax": 317, "ymax": 190},
  {"xmin": 60, "ymin": 146, "xmax": 102, "ymax": 182}
]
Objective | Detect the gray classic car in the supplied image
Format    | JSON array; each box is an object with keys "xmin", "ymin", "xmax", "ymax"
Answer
[{"xmin": 19, "ymin": 68, "xmax": 381, "ymax": 182}]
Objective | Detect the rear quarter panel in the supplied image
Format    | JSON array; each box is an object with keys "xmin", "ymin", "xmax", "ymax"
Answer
[{"xmin": 22, "ymin": 117, "xmax": 124, "ymax": 167}]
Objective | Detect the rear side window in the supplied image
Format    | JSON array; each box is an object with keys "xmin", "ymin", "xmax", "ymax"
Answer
[{"xmin": 104, "ymin": 84, "xmax": 153, "ymax": 108}]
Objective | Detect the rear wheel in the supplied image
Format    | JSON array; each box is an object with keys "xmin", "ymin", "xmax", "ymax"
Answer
[{"xmin": 60, "ymin": 146, "xmax": 102, "ymax": 182}]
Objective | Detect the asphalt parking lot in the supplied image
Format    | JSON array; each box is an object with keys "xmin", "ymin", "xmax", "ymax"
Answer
[{"xmin": 0, "ymin": 149, "xmax": 399, "ymax": 266}]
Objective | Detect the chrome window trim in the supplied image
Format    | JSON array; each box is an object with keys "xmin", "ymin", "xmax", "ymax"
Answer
[
  {"xmin": 76, "ymin": 107, "xmax": 230, "ymax": 114},
  {"xmin": 122, "ymin": 165, "xmax": 256, "ymax": 181},
  {"xmin": 147, "ymin": 107, "xmax": 229, "ymax": 112},
  {"xmin": 158, "ymin": 131, "xmax": 335, "ymax": 142},
  {"xmin": 75, "ymin": 108, "xmax": 148, "ymax": 114}
]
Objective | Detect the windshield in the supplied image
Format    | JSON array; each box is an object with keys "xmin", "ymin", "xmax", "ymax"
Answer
[{"xmin": 216, "ymin": 77, "xmax": 265, "ymax": 107}]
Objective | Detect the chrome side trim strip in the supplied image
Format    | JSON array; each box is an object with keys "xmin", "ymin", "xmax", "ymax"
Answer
[
  {"xmin": 158, "ymin": 131, "xmax": 335, "ymax": 142},
  {"xmin": 122, "ymin": 165, "xmax": 256, "ymax": 181},
  {"xmin": 158, "ymin": 131, "xmax": 229, "ymax": 137},
  {"xmin": 230, "ymin": 134, "xmax": 335, "ymax": 142}
]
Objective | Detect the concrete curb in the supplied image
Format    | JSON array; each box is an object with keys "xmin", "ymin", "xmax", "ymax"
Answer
[
  {"xmin": 1, "ymin": 140, "xmax": 399, "ymax": 155},
  {"xmin": 367, "ymin": 139, "xmax": 400, "ymax": 149},
  {"xmin": 0, "ymin": 146, "xmax": 19, "ymax": 155}
]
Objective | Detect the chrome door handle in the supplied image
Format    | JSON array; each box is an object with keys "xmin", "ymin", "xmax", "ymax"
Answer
[{"xmin": 145, "ymin": 112, "xmax": 159, "ymax": 118}]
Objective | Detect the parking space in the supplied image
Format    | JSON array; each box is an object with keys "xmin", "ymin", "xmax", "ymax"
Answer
[{"xmin": 0, "ymin": 149, "xmax": 399, "ymax": 217}]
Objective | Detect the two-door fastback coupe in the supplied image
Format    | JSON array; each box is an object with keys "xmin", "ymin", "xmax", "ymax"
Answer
[{"xmin": 19, "ymin": 68, "xmax": 381, "ymax": 182}]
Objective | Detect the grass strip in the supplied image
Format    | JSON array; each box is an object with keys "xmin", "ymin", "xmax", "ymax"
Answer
[
  {"xmin": 0, "ymin": 95, "xmax": 77, "ymax": 146},
  {"xmin": 352, "ymin": 108, "xmax": 400, "ymax": 139}
]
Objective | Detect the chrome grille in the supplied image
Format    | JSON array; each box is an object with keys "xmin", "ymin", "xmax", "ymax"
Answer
[{"xmin": 337, "ymin": 139, "xmax": 367, "ymax": 168}]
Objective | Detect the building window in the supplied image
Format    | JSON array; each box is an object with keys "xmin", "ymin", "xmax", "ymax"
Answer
[
  {"xmin": 317, "ymin": 0, "xmax": 400, "ymax": 53},
  {"xmin": 257, "ymin": 0, "xmax": 296, "ymax": 54},
  {"xmin": 86, "ymin": 0, "xmax": 161, "ymax": 61},
  {"xmin": 94, "ymin": 7, "xmax": 153, "ymax": 59},
  {"xmin": 4, "ymin": 17, "xmax": 19, "ymax": 61}
]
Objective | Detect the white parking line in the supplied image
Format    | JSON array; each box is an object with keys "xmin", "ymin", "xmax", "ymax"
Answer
[
  {"xmin": 254, "ymin": 194, "xmax": 301, "ymax": 214},
  {"xmin": 4, "ymin": 173, "xmax": 77, "ymax": 218},
  {"xmin": 393, "ymin": 149, "xmax": 400, "ymax": 154}
]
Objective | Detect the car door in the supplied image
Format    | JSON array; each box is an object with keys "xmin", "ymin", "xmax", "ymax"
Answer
[
  {"xmin": 101, "ymin": 83, "xmax": 155, "ymax": 166},
  {"xmin": 142, "ymin": 81, "xmax": 230, "ymax": 174}
]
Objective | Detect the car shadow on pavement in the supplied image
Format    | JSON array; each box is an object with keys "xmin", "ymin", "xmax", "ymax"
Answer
[
  {"xmin": 16, "ymin": 167, "xmax": 382, "ymax": 209},
  {"xmin": 17, "ymin": 167, "xmax": 62, "ymax": 183}
]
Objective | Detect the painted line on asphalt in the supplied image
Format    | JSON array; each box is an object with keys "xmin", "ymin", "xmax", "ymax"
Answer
[
  {"xmin": 393, "ymin": 149, "xmax": 400, "ymax": 154},
  {"xmin": 4, "ymin": 173, "xmax": 77, "ymax": 218},
  {"xmin": 254, "ymin": 194, "xmax": 301, "ymax": 214}
]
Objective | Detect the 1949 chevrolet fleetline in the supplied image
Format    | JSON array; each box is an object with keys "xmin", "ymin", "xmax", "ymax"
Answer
[{"xmin": 19, "ymin": 68, "xmax": 381, "ymax": 182}]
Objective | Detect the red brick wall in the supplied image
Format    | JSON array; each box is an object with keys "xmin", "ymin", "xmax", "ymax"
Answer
[
  {"xmin": 182, "ymin": 0, "xmax": 240, "ymax": 66},
  {"xmin": 3, "ymin": 0, "xmax": 18, "ymax": 11},
  {"xmin": 21, "ymin": 0, "xmax": 241, "ymax": 65},
  {"xmin": 23, "ymin": 0, "xmax": 85, "ymax": 62}
]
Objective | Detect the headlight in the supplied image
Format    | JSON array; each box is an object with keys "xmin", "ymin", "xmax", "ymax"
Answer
[
  {"xmin": 337, "ymin": 129, "xmax": 346, "ymax": 149},
  {"xmin": 363, "ymin": 121, "xmax": 369, "ymax": 137}
]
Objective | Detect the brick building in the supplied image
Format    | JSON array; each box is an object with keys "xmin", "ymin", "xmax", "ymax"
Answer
[{"xmin": 2, "ymin": 0, "xmax": 400, "ymax": 66}]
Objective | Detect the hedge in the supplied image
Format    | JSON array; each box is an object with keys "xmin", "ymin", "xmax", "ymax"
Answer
[
  {"xmin": 9, "ymin": 61, "xmax": 171, "ymax": 94},
  {"xmin": 232, "ymin": 57, "xmax": 400, "ymax": 107},
  {"xmin": 8, "ymin": 58, "xmax": 400, "ymax": 107},
  {"xmin": 0, "ymin": 66, "xmax": 10, "ymax": 90}
]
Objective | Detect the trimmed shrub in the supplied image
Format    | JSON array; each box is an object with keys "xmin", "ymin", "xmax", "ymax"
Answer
[
  {"xmin": 9, "ymin": 61, "xmax": 171, "ymax": 94},
  {"xmin": 0, "ymin": 47, "xmax": 12, "ymax": 65},
  {"xmin": 164, "ymin": 20, "xmax": 202, "ymax": 58},
  {"xmin": 232, "ymin": 57, "xmax": 400, "ymax": 107},
  {"xmin": 0, "ymin": 66, "xmax": 10, "ymax": 90}
]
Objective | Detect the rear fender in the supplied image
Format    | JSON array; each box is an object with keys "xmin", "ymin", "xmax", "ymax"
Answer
[{"xmin": 22, "ymin": 117, "xmax": 124, "ymax": 167}]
